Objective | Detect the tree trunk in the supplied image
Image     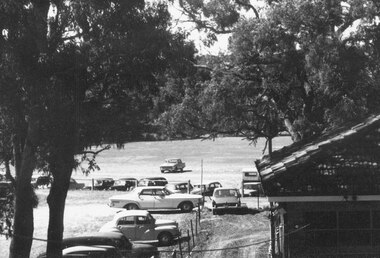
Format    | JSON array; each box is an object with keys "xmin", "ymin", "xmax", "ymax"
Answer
[
  {"xmin": 9, "ymin": 121, "xmax": 39, "ymax": 258},
  {"xmin": 46, "ymin": 146, "xmax": 75, "ymax": 258},
  {"xmin": 284, "ymin": 118, "xmax": 301, "ymax": 142}
]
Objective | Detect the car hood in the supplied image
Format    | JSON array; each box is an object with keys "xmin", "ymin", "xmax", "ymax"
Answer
[
  {"xmin": 99, "ymin": 221, "xmax": 119, "ymax": 232},
  {"xmin": 155, "ymin": 219, "xmax": 178, "ymax": 227}
]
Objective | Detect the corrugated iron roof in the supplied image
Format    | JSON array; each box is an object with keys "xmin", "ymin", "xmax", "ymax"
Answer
[{"xmin": 256, "ymin": 114, "xmax": 380, "ymax": 182}]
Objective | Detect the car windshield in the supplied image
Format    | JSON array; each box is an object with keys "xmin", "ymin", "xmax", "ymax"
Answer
[
  {"xmin": 129, "ymin": 188, "xmax": 139, "ymax": 194},
  {"xmin": 215, "ymin": 189, "xmax": 237, "ymax": 197},
  {"xmin": 163, "ymin": 188, "xmax": 173, "ymax": 195}
]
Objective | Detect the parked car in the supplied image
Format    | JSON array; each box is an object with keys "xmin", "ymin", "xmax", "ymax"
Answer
[
  {"xmin": 242, "ymin": 167, "xmax": 260, "ymax": 182},
  {"xmin": 62, "ymin": 245, "xmax": 123, "ymax": 258},
  {"xmin": 166, "ymin": 182, "xmax": 193, "ymax": 194},
  {"xmin": 109, "ymin": 178, "xmax": 137, "ymax": 191},
  {"xmin": 100, "ymin": 210, "xmax": 180, "ymax": 246},
  {"xmin": 211, "ymin": 188, "xmax": 241, "ymax": 208},
  {"xmin": 31, "ymin": 174, "xmax": 52, "ymax": 189},
  {"xmin": 241, "ymin": 182, "xmax": 264, "ymax": 197},
  {"xmin": 138, "ymin": 177, "xmax": 168, "ymax": 187},
  {"xmin": 191, "ymin": 181, "xmax": 222, "ymax": 196},
  {"xmin": 108, "ymin": 186, "xmax": 203, "ymax": 212},
  {"xmin": 84, "ymin": 178, "xmax": 115, "ymax": 190},
  {"xmin": 68, "ymin": 178, "xmax": 85, "ymax": 190},
  {"xmin": 160, "ymin": 158, "xmax": 186, "ymax": 173},
  {"xmin": 61, "ymin": 231, "xmax": 158, "ymax": 258}
]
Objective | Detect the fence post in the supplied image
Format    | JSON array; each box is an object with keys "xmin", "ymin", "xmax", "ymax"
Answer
[
  {"xmin": 178, "ymin": 237, "xmax": 183, "ymax": 258},
  {"xmin": 91, "ymin": 178, "xmax": 94, "ymax": 191},
  {"xmin": 198, "ymin": 205, "xmax": 201, "ymax": 222},
  {"xmin": 190, "ymin": 220, "xmax": 195, "ymax": 246},
  {"xmin": 188, "ymin": 180, "xmax": 191, "ymax": 194},
  {"xmin": 187, "ymin": 229, "xmax": 191, "ymax": 254},
  {"xmin": 195, "ymin": 215, "xmax": 198, "ymax": 235}
]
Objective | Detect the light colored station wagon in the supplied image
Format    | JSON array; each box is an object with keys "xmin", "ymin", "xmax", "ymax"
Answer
[{"xmin": 108, "ymin": 186, "xmax": 203, "ymax": 212}]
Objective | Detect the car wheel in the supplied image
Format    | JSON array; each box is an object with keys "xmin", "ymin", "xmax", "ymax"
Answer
[
  {"xmin": 180, "ymin": 202, "xmax": 193, "ymax": 212},
  {"xmin": 158, "ymin": 232, "xmax": 173, "ymax": 246},
  {"xmin": 125, "ymin": 203, "xmax": 139, "ymax": 210}
]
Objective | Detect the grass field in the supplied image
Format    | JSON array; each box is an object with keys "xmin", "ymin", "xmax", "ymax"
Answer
[{"xmin": 0, "ymin": 136, "xmax": 292, "ymax": 257}]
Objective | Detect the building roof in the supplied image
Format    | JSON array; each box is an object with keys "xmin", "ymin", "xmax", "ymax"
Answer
[{"xmin": 256, "ymin": 114, "xmax": 380, "ymax": 182}]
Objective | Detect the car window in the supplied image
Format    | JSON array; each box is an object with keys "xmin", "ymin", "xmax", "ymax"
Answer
[
  {"xmin": 163, "ymin": 189, "xmax": 172, "ymax": 195},
  {"xmin": 117, "ymin": 216, "xmax": 134, "ymax": 225},
  {"xmin": 140, "ymin": 189, "xmax": 153, "ymax": 195},
  {"xmin": 136, "ymin": 216, "xmax": 149, "ymax": 224},
  {"xmin": 154, "ymin": 189, "xmax": 166, "ymax": 196}
]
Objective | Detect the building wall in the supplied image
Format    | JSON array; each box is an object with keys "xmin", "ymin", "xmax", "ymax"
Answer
[{"xmin": 283, "ymin": 201, "xmax": 380, "ymax": 257}]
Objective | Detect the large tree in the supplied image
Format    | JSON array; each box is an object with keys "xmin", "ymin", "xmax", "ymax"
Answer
[
  {"xmin": 157, "ymin": 0, "xmax": 380, "ymax": 147},
  {"xmin": 0, "ymin": 0, "xmax": 195, "ymax": 257}
]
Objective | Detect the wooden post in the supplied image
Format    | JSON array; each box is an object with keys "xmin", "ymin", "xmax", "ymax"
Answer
[
  {"xmin": 198, "ymin": 205, "xmax": 201, "ymax": 222},
  {"xmin": 190, "ymin": 220, "xmax": 195, "ymax": 246},
  {"xmin": 91, "ymin": 178, "xmax": 94, "ymax": 191},
  {"xmin": 270, "ymin": 202, "xmax": 276, "ymax": 256},
  {"xmin": 187, "ymin": 230, "xmax": 191, "ymax": 253},
  {"xmin": 178, "ymin": 236, "xmax": 183, "ymax": 258},
  {"xmin": 188, "ymin": 180, "xmax": 191, "ymax": 194},
  {"xmin": 195, "ymin": 214, "xmax": 198, "ymax": 235}
]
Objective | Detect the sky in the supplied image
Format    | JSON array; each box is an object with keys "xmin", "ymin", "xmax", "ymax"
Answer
[{"xmin": 168, "ymin": 2, "xmax": 230, "ymax": 55}]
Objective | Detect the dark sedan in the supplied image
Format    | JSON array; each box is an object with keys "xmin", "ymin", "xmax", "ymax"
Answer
[{"xmin": 108, "ymin": 178, "xmax": 137, "ymax": 191}]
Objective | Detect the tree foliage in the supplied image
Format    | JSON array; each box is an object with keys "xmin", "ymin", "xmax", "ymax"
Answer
[
  {"xmin": 157, "ymin": 0, "xmax": 380, "ymax": 146},
  {"xmin": 0, "ymin": 0, "xmax": 195, "ymax": 257}
]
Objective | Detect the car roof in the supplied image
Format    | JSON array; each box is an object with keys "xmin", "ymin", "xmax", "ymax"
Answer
[
  {"xmin": 242, "ymin": 167, "xmax": 258, "ymax": 172},
  {"xmin": 194, "ymin": 181, "xmax": 221, "ymax": 185},
  {"xmin": 114, "ymin": 210, "xmax": 150, "ymax": 219},
  {"xmin": 214, "ymin": 187, "xmax": 238, "ymax": 191},
  {"xmin": 136, "ymin": 186, "xmax": 166, "ymax": 190}
]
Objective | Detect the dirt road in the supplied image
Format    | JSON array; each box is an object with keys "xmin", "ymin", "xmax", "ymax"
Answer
[{"xmin": 191, "ymin": 209, "xmax": 270, "ymax": 258}]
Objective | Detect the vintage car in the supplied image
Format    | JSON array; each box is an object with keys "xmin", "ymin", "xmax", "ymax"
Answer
[
  {"xmin": 108, "ymin": 186, "xmax": 203, "ymax": 212},
  {"xmin": 240, "ymin": 182, "xmax": 264, "ymax": 197},
  {"xmin": 211, "ymin": 188, "xmax": 247, "ymax": 215},
  {"xmin": 68, "ymin": 178, "xmax": 85, "ymax": 190},
  {"xmin": 137, "ymin": 177, "xmax": 168, "ymax": 187},
  {"xmin": 191, "ymin": 181, "xmax": 222, "ymax": 196},
  {"xmin": 61, "ymin": 231, "xmax": 158, "ymax": 258},
  {"xmin": 31, "ymin": 174, "xmax": 52, "ymax": 189},
  {"xmin": 159, "ymin": 158, "xmax": 186, "ymax": 173},
  {"xmin": 165, "ymin": 182, "xmax": 193, "ymax": 194},
  {"xmin": 109, "ymin": 178, "xmax": 137, "ymax": 191},
  {"xmin": 83, "ymin": 177, "xmax": 115, "ymax": 190},
  {"xmin": 99, "ymin": 210, "xmax": 180, "ymax": 246}
]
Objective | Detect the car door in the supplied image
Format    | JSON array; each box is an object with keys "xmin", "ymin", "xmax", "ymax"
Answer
[
  {"xmin": 135, "ymin": 215, "xmax": 155, "ymax": 241},
  {"xmin": 153, "ymin": 189, "xmax": 171, "ymax": 209},
  {"xmin": 138, "ymin": 189, "xmax": 156, "ymax": 209},
  {"xmin": 116, "ymin": 215, "xmax": 136, "ymax": 240}
]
